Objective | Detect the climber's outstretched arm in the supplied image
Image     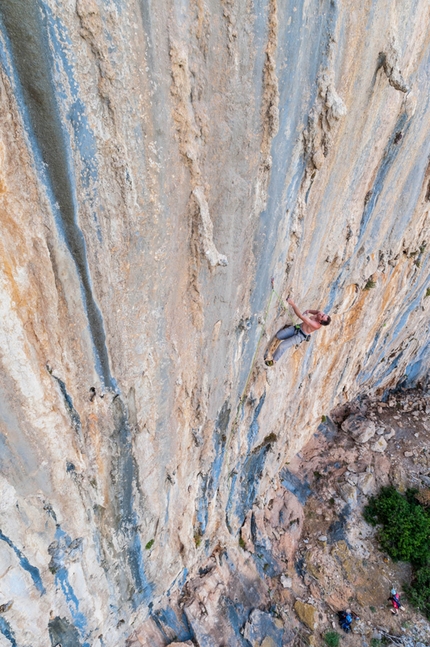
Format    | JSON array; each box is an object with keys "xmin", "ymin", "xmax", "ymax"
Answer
[{"xmin": 287, "ymin": 298, "xmax": 320, "ymax": 330}]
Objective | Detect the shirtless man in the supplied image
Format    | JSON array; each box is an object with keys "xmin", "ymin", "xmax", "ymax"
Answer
[{"xmin": 265, "ymin": 298, "xmax": 331, "ymax": 366}]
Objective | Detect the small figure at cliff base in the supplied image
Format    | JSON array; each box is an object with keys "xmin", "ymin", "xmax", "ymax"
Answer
[
  {"xmin": 338, "ymin": 609, "xmax": 359, "ymax": 633},
  {"xmin": 388, "ymin": 589, "xmax": 405, "ymax": 615},
  {"xmin": 264, "ymin": 298, "xmax": 331, "ymax": 366}
]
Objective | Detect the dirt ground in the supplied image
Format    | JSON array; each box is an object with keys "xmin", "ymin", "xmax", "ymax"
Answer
[{"xmin": 270, "ymin": 387, "xmax": 430, "ymax": 646}]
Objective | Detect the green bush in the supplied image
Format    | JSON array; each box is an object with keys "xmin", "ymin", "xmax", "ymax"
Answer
[
  {"xmin": 404, "ymin": 565, "xmax": 430, "ymax": 620},
  {"xmin": 363, "ymin": 486, "xmax": 430, "ymax": 566},
  {"xmin": 363, "ymin": 486, "xmax": 430, "ymax": 620},
  {"xmin": 323, "ymin": 631, "xmax": 340, "ymax": 647}
]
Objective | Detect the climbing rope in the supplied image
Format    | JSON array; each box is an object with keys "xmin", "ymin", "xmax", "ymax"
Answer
[{"xmin": 272, "ymin": 283, "xmax": 290, "ymax": 314}]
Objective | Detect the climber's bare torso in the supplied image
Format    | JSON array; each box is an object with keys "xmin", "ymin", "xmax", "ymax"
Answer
[
  {"xmin": 300, "ymin": 310, "xmax": 327, "ymax": 335},
  {"xmin": 264, "ymin": 298, "xmax": 331, "ymax": 367},
  {"xmin": 288, "ymin": 299, "xmax": 330, "ymax": 334}
]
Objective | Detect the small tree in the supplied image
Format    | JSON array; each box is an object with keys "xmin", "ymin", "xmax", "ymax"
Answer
[
  {"xmin": 363, "ymin": 486, "xmax": 430, "ymax": 566},
  {"xmin": 404, "ymin": 565, "xmax": 430, "ymax": 620},
  {"xmin": 363, "ymin": 486, "xmax": 430, "ymax": 621}
]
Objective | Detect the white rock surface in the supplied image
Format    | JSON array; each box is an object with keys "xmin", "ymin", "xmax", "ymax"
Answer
[
  {"xmin": 357, "ymin": 473, "xmax": 376, "ymax": 496},
  {"xmin": 339, "ymin": 483, "xmax": 358, "ymax": 507},
  {"xmin": 342, "ymin": 415, "xmax": 377, "ymax": 444},
  {"xmin": 280, "ymin": 575, "xmax": 292, "ymax": 589},
  {"xmin": 371, "ymin": 437, "xmax": 388, "ymax": 453},
  {"xmin": 0, "ymin": 0, "xmax": 429, "ymax": 644}
]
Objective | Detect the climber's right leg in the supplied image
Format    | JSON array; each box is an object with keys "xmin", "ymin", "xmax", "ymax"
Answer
[
  {"xmin": 272, "ymin": 333, "xmax": 299, "ymax": 362},
  {"xmin": 275, "ymin": 325, "xmax": 297, "ymax": 341}
]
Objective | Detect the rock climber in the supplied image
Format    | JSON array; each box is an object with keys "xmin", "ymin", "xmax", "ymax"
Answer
[
  {"xmin": 265, "ymin": 298, "xmax": 331, "ymax": 366},
  {"xmin": 388, "ymin": 589, "xmax": 405, "ymax": 615}
]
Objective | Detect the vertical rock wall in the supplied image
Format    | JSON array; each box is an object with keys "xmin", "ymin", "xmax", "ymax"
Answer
[{"xmin": 0, "ymin": 0, "xmax": 429, "ymax": 644}]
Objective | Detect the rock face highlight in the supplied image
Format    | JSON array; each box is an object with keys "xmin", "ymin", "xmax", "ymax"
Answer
[{"xmin": 0, "ymin": 0, "xmax": 429, "ymax": 645}]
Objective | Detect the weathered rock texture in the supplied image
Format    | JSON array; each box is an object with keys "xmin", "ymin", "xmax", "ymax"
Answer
[{"xmin": 0, "ymin": 0, "xmax": 429, "ymax": 645}]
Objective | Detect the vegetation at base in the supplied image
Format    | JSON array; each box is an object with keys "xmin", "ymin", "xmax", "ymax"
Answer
[
  {"xmin": 363, "ymin": 486, "xmax": 430, "ymax": 620},
  {"xmin": 363, "ymin": 486, "xmax": 430, "ymax": 565},
  {"xmin": 404, "ymin": 565, "xmax": 430, "ymax": 619},
  {"xmin": 323, "ymin": 631, "xmax": 340, "ymax": 647}
]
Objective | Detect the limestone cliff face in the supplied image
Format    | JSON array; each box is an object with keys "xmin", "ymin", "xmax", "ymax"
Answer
[{"xmin": 0, "ymin": 0, "xmax": 429, "ymax": 645}]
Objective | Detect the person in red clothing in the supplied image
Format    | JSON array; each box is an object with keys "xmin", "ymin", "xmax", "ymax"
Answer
[{"xmin": 389, "ymin": 589, "xmax": 405, "ymax": 615}]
